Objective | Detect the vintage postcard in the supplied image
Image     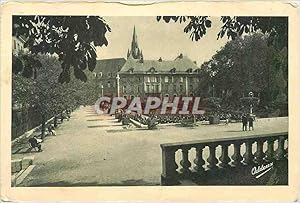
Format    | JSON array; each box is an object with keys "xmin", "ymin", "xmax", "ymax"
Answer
[{"xmin": 0, "ymin": 1, "xmax": 299, "ymax": 202}]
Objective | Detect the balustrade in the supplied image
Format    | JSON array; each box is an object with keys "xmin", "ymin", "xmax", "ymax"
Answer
[
  {"xmin": 254, "ymin": 138, "xmax": 265, "ymax": 163},
  {"xmin": 219, "ymin": 144, "xmax": 230, "ymax": 168},
  {"xmin": 243, "ymin": 141, "xmax": 254, "ymax": 165},
  {"xmin": 193, "ymin": 145, "xmax": 205, "ymax": 175},
  {"xmin": 161, "ymin": 132, "xmax": 288, "ymax": 185},
  {"xmin": 179, "ymin": 147, "xmax": 192, "ymax": 175}
]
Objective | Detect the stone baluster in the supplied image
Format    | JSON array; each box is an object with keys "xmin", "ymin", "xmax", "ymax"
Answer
[
  {"xmin": 284, "ymin": 137, "xmax": 288, "ymax": 158},
  {"xmin": 219, "ymin": 144, "xmax": 231, "ymax": 168},
  {"xmin": 254, "ymin": 139, "xmax": 265, "ymax": 163},
  {"xmin": 231, "ymin": 142, "xmax": 243, "ymax": 166},
  {"xmin": 265, "ymin": 137, "xmax": 275, "ymax": 161},
  {"xmin": 161, "ymin": 147, "xmax": 179, "ymax": 185},
  {"xmin": 180, "ymin": 147, "xmax": 192, "ymax": 175},
  {"xmin": 207, "ymin": 144, "xmax": 219, "ymax": 170},
  {"xmin": 276, "ymin": 136, "xmax": 286, "ymax": 160},
  {"xmin": 193, "ymin": 145, "xmax": 205, "ymax": 175},
  {"xmin": 243, "ymin": 141, "xmax": 254, "ymax": 165}
]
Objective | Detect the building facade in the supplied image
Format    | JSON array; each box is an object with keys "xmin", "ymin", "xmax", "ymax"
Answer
[
  {"xmin": 94, "ymin": 58, "xmax": 126, "ymax": 97},
  {"xmin": 95, "ymin": 27, "xmax": 201, "ymax": 100},
  {"xmin": 12, "ymin": 35, "xmax": 27, "ymax": 55}
]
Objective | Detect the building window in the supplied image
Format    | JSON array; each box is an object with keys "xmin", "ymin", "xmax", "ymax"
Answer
[
  {"xmin": 137, "ymin": 86, "xmax": 140, "ymax": 93},
  {"xmin": 172, "ymin": 76, "xmax": 174, "ymax": 83},
  {"xmin": 180, "ymin": 77, "xmax": 184, "ymax": 83},
  {"xmin": 164, "ymin": 76, "xmax": 169, "ymax": 83},
  {"xmin": 146, "ymin": 85, "xmax": 150, "ymax": 93},
  {"xmin": 150, "ymin": 76, "xmax": 157, "ymax": 83},
  {"xmin": 13, "ymin": 40, "xmax": 16, "ymax": 49},
  {"xmin": 173, "ymin": 85, "xmax": 176, "ymax": 92},
  {"xmin": 150, "ymin": 85, "xmax": 154, "ymax": 93},
  {"xmin": 123, "ymin": 86, "xmax": 126, "ymax": 93},
  {"xmin": 145, "ymin": 76, "xmax": 150, "ymax": 83},
  {"xmin": 155, "ymin": 85, "xmax": 159, "ymax": 93},
  {"xmin": 131, "ymin": 95, "xmax": 134, "ymax": 100},
  {"xmin": 107, "ymin": 81, "xmax": 111, "ymax": 88},
  {"xmin": 189, "ymin": 85, "xmax": 193, "ymax": 91},
  {"xmin": 107, "ymin": 72, "xmax": 111, "ymax": 77},
  {"xmin": 179, "ymin": 84, "xmax": 183, "ymax": 92},
  {"xmin": 124, "ymin": 95, "xmax": 127, "ymax": 99}
]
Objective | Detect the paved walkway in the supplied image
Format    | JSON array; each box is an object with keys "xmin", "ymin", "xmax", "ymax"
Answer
[{"xmin": 12, "ymin": 106, "xmax": 288, "ymax": 186}]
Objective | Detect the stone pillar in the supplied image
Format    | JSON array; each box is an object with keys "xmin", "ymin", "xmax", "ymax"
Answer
[
  {"xmin": 116, "ymin": 74, "xmax": 120, "ymax": 97},
  {"xmin": 101, "ymin": 85, "xmax": 104, "ymax": 97},
  {"xmin": 185, "ymin": 76, "xmax": 188, "ymax": 96}
]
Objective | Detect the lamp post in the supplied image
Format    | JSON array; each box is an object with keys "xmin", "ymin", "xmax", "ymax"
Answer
[
  {"xmin": 240, "ymin": 91, "xmax": 260, "ymax": 116},
  {"xmin": 100, "ymin": 85, "xmax": 104, "ymax": 97},
  {"xmin": 116, "ymin": 73, "xmax": 120, "ymax": 97}
]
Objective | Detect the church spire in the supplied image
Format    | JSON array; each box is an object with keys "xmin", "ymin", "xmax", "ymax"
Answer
[
  {"xmin": 132, "ymin": 25, "xmax": 137, "ymax": 44},
  {"xmin": 128, "ymin": 25, "xmax": 142, "ymax": 59},
  {"xmin": 127, "ymin": 49, "xmax": 130, "ymax": 59}
]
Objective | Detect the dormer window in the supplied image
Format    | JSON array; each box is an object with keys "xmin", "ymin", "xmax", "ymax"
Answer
[
  {"xmin": 194, "ymin": 68, "xmax": 201, "ymax": 73},
  {"xmin": 128, "ymin": 68, "xmax": 134, "ymax": 73},
  {"xmin": 149, "ymin": 67, "xmax": 156, "ymax": 73},
  {"xmin": 170, "ymin": 68, "xmax": 176, "ymax": 73},
  {"xmin": 187, "ymin": 68, "xmax": 193, "ymax": 73}
]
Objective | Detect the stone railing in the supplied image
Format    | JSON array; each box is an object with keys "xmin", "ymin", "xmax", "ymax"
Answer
[{"xmin": 160, "ymin": 132, "xmax": 288, "ymax": 185}]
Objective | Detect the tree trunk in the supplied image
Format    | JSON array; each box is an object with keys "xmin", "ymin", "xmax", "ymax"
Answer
[
  {"xmin": 54, "ymin": 116, "xmax": 58, "ymax": 128},
  {"xmin": 41, "ymin": 114, "xmax": 46, "ymax": 140},
  {"xmin": 60, "ymin": 112, "xmax": 64, "ymax": 122}
]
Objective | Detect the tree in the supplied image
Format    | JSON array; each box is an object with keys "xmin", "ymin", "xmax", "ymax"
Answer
[
  {"xmin": 12, "ymin": 53, "xmax": 99, "ymax": 139},
  {"xmin": 198, "ymin": 33, "xmax": 287, "ymax": 109},
  {"xmin": 13, "ymin": 16, "xmax": 110, "ymax": 83},
  {"xmin": 157, "ymin": 16, "xmax": 287, "ymax": 50}
]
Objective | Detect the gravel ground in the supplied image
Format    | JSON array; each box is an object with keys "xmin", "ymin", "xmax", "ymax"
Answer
[{"xmin": 12, "ymin": 106, "xmax": 288, "ymax": 186}]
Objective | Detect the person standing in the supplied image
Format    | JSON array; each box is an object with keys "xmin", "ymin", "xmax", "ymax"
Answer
[
  {"xmin": 249, "ymin": 116, "xmax": 254, "ymax": 131},
  {"xmin": 242, "ymin": 114, "xmax": 248, "ymax": 131}
]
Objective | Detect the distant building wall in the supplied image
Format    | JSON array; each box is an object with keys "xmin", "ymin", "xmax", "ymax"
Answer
[{"xmin": 119, "ymin": 73, "xmax": 200, "ymax": 99}]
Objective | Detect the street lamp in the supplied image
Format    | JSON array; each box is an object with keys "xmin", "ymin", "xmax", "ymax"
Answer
[
  {"xmin": 240, "ymin": 91, "xmax": 260, "ymax": 116},
  {"xmin": 116, "ymin": 74, "xmax": 120, "ymax": 97},
  {"xmin": 100, "ymin": 85, "xmax": 104, "ymax": 97}
]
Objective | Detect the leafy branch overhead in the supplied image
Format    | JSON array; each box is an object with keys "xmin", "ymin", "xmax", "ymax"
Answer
[
  {"xmin": 157, "ymin": 16, "xmax": 287, "ymax": 50},
  {"xmin": 13, "ymin": 16, "xmax": 111, "ymax": 83}
]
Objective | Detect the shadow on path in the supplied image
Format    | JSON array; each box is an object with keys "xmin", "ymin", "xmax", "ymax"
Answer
[{"xmin": 23, "ymin": 179, "xmax": 159, "ymax": 187}]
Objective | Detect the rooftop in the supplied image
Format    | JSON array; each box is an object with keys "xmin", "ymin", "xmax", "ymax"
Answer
[
  {"xmin": 94, "ymin": 58, "xmax": 126, "ymax": 73},
  {"xmin": 119, "ymin": 54, "xmax": 199, "ymax": 73}
]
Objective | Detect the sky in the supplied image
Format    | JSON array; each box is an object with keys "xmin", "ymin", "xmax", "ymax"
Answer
[{"xmin": 96, "ymin": 16, "xmax": 229, "ymax": 65}]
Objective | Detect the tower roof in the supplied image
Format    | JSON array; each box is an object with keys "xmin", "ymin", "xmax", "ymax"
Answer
[
  {"xmin": 132, "ymin": 25, "xmax": 137, "ymax": 44},
  {"xmin": 129, "ymin": 25, "xmax": 142, "ymax": 59}
]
